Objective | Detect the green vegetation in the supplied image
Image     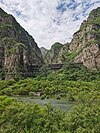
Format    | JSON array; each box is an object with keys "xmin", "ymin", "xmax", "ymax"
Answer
[
  {"xmin": 0, "ymin": 24, "xmax": 13, "ymax": 28},
  {"xmin": 0, "ymin": 64, "xmax": 100, "ymax": 132},
  {"xmin": 0, "ymin": 64, "xmax": 100, "ymax": 97},
  {"xmin": 61, "ymin": 51, "xmax": 79, "ymax": 62},
  {"xmin": 0, "ymin": 8, "xmax": 9, "ymax": 17},
  {"xmin": 89, "ymin": 17, "xmax": 100, "ymax": 25},
  {"xmin": 0, "ymin": 77, "xmax": 100, "ymax": 100},
  {"xmin": 0, "ymin": 88, "xmax": 100, "ymax": 133},
  {"xmin": 0, "ymin": 96, "xmax": 66, "ymax": 133},
  {"xmin": 51, "ymin": 42, "xmax": 63, "ymax": 53},
  {"xmin": 46, "ymin": 63, "xmax": 100, "ymax": 82}
]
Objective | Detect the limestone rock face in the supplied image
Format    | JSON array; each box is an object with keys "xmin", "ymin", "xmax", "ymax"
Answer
[
  {"xmin": 56, "ymin": 43, "xmax": 70, "ymax": 63},
  {"xmin": 0, "ymin": 8, "xmax": 43, "ymax": 79},
  {"xmin": 74, "ymin": 44, "xmax": 100, "ymax": 69},
  {"xmin": 71, "ymin": 7, "xmax": 100, "ymax": 69},
  {"xmin": 44, "ymin": 42, "xmax": 63, "ymax": 64},
  {"xmin": 40, "ymin": 47, "xmax": 48, "ymax": 59},
  {"xmin": 56, "ymin": 7, "xmax": 100, "ymax": 69}
]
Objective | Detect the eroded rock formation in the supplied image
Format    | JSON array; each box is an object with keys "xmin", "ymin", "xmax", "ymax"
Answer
[{"xmin": 0, "ymin": 8, "xmax": 44, "ymax": 79}]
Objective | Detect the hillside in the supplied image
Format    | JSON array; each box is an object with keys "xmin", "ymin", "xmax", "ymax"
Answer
[
  {"xmin": 44, "ymin": 7, "xmax": 100, "ymax": 69},
  {"xmin": 0, "ymin": 8, "xmax": 44, "ymax": 79},
  {"xmin": 69, "ymin": 7, "xmax": 100, "ymax": 69},
  {"xmin": 43, "ymin": 42, "xmax": 63, "ymax": 64},
  {"xmin": 40, "ymin": 47, "xmax": 48, "ymax": 59}
]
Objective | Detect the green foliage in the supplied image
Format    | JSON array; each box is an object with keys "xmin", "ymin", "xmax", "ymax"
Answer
[
  {"xmin": 41, "ymin": 94, "xmax": 46, "ymax": 100},
  {"xmin": 89, "ymin": 17, "xmax": 100, "ymax": 25},
  {"xmin": 65, "ymin": 102, "xmax": 100, "ymax": 133},
  {"xmin": 0, "ymin": 65, "xmax": 100, "ymax": 133},
  {"xmin": 0, "ymin": 96, "xmax": 66, "ymax": 133},
  {"xmin": 0, "ymin": 77, "xmax": 100, "ymax": 101},
  {"xmin": 51, "ymin": 42, "xmax": 63, "ymax": 52},
  {"xmin": 0, "ymin": 8, "xmax": 9, "ymax": 17},
  {"xmin": 0, "ymin": 24, "xmax": 12, "ymax": 29},
  {"xmin": 62, "ymin": 51, "xmax": 78, "ymax": 62},
  {"xmin": 0, "ymin": 88, "xmax": 100, "ymax": 133},
  {"xmin": 56, "ymin": 95, "xmax": 61, "ymax": 100}
]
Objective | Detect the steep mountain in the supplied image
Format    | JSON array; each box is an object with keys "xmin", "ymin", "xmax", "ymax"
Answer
[
  {"xmin": 40, "ymin": 47, "xmax": 48, "ymax": 58},
  {"xmin": 56, "ymin": 43, "xmax": 70, "ymax": 63},
  {"xmin": 56, "ymin": 7, "xmax": 100, "ymax": 69},
  {"xmin": 0, "ymin": 8, "xmax": 44, "ymax": 79},
  {"xmin": 44, "ymin": 42, "xmax": 63, "ymax": 64}
]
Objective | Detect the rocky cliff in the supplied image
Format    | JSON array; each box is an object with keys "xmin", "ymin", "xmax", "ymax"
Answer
[
  {"xmin": 52, "ymin": 7, "xmax": 100, "ymax": 69},
  {"xmin": 0, "ymin": 8, "xmax": 44, "ymax": 79},
  {"xmin": 40, "ymin": 47, "xmax": 48, "ymax": 59},
  {"xmin": 44, "ymin": 42, "xmax": 63, "ymax": 64}
]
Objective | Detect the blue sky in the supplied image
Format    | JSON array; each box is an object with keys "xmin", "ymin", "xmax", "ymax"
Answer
[{"xmin": 0, "ymin": 0, "xmax": 100, "ymax": 49}]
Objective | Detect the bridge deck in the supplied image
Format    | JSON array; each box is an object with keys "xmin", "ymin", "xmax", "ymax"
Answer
[{"xmin": 48, "ymin": 64, "xmax": 63, "ymax": 69}]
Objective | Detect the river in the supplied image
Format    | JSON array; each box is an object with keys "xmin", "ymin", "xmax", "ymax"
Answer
[{"xmin": 12, "ymin": 95, "xmax": 76, "ymax": 112}]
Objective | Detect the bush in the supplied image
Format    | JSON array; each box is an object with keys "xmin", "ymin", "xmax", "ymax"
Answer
[{"xmin": 41, "ymin": 94, "xmax": 46, "ymax": 100}]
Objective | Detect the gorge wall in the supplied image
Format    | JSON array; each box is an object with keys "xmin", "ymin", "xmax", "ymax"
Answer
[
  {"xmin": 0, "ymin": 7, "xmax": 100, "ymax": 80},
  {"xmin": 0, "ymin": 8, "xmax": 44, "ymax": 79},
  {"xmin": 44, "ymin": 7, "xmax": 100, "ymax": 69}
]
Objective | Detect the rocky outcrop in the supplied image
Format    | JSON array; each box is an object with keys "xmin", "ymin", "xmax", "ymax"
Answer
[
  {"xmin": 0, "ymin": 8, "xmax": 44, "ymax": 79},
  {"xmin": 70, "ymin": 7, "xmax": 100, "ymax": 69},
  {"xmin": 56, "ymin": 7, "xmax": 100, "ymax": 69},
  {"xmin": 56, "ymin": 43, "xmax": 70, "ymax": 63},
  {"xmin": 74, "ymin": 43, "xmax": 100, "ymax": 69},
  {"xmin": 44, "ymin": 42, "xmax": 63, "ymax": 64},
  {"xmin": 40, "ymin": 47, "xmax": 48, "ymax": 59}
]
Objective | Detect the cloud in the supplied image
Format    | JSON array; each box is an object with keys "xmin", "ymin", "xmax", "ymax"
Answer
[{"xmin": 0, "ymin": 0, "xmax": 100, "ymax": 49}]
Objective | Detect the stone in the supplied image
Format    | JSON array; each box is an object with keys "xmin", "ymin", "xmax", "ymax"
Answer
[{"xmin": 0, "ymin": 8, "xmax": 44, "ymax": 79}]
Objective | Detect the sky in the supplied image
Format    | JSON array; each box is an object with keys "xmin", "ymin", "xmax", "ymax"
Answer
[{"xmin": 0, "ymin": 0, "xmax": 100, "ymax": 49}]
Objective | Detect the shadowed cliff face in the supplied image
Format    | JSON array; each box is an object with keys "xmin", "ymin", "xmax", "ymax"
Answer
[
  {"xmin": 49, "ymin": 7, "xmax": 100, "ymax": 69},
  {"xmin": 0, "ymin": 8, "xmax": 44, "ymax": 79},
  {"xmin": 40, "ymin": 47, "xmax": 48, "ymax": 59},
  {"xmin": 43, "ymin": 42, "xmax": 63, "ymax": 64}
]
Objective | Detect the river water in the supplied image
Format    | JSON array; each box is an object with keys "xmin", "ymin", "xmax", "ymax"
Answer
[{"xmin": 13, "ymin": 96, "xmax": 76, "ymax": 112}]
